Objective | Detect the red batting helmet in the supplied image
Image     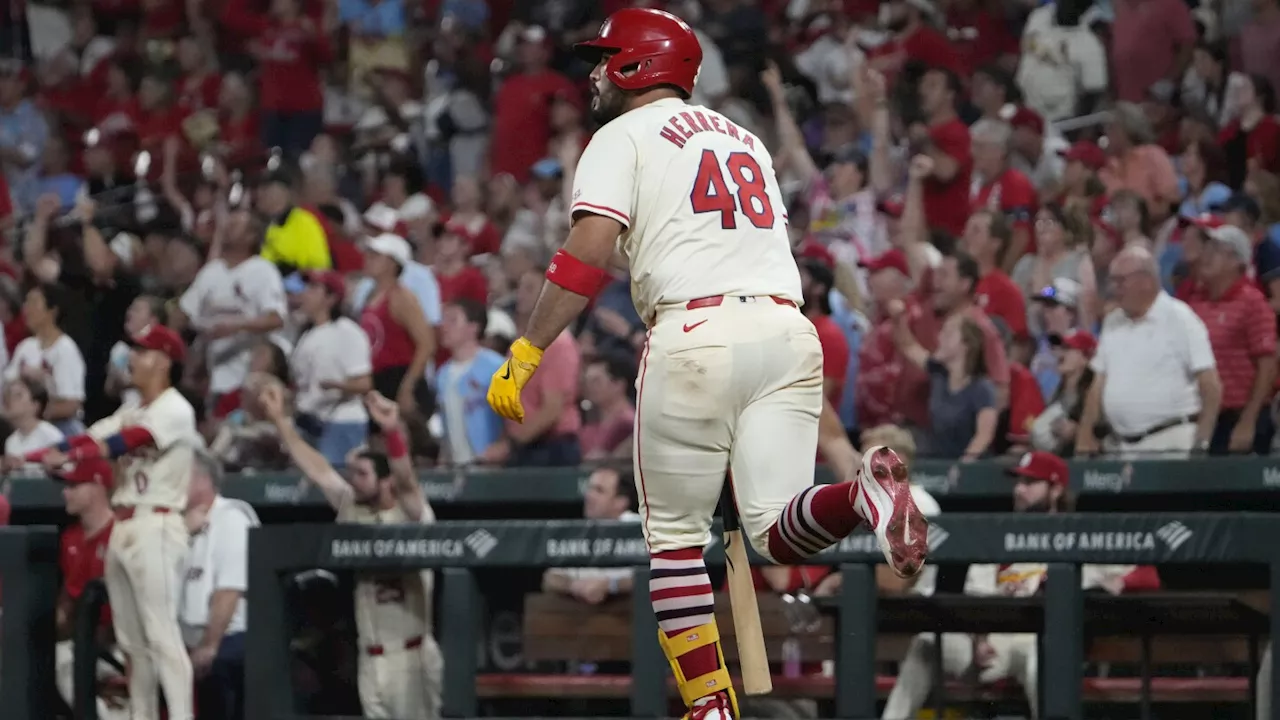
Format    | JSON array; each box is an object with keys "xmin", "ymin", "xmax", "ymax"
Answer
[{"xmin": 573, "ymin": 8, "xmax": 703, "ymax": 98}]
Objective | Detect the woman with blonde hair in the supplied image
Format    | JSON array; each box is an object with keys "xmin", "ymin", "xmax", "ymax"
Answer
[{"xmin": 1012, "ymin": 203, "xmax": 1098, "ymax": 331}]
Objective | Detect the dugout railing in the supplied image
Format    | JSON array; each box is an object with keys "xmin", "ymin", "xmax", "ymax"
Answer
[
  {"xmin": 235, "ymin": 513, "xmax": 1280, "ymax": 720},
  {"xmin": 0, "ymin": 526, "xmax": 62, "ymax": 719}
]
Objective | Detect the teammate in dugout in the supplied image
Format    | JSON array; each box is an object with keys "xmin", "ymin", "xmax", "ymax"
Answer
[
  {"xmin": 260, "ymin": 383, "xmax": 443, "ymax": 720},
  {"xmin": 13, "ymin": 323, "xmax": 201, "ymax": 720},
  {"xmin": 53, "ymin": 458, "xmax": 128, "ymax": 720},
  {"xmin": 485, "ymin": 8, "xmax": 929, "ymax": 720}
]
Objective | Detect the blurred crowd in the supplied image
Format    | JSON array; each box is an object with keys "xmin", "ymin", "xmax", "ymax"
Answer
[{"xmin": 0, "ymin": 0, "xmax": 1277, "ymax": 469}]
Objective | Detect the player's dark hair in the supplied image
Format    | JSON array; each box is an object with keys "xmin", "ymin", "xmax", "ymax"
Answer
[
  {"xmin": 358, "ymin": 450, "xmax": 393, "ymax": 480},
  {"xmin": 452, "ymin": 298, "xmax": 488, "ymax": 338},
  {"xmin": 947, "ymin": 250, "xmax": 982, "ymax": 296}
]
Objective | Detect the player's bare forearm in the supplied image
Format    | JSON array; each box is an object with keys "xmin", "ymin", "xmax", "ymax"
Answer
[
  {"xmin": 525, "ymin": 215, "xmax": 623, "ymax": 350},
  {"xmin": 525, "ymin": 283, "xmax": 592, "ymax": 350},
  {"xmin": 272, "ymin": 417, "xmax": 349, "ymax": 506},
  {"xmin": 199, "ymin": 589, "xmax": 242, "ymax": 650}
]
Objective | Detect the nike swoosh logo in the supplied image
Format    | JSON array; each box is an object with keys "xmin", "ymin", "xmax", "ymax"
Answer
[
  {"xmin": 501, "ymin": 363, "xmax": 511, "ymax": 380},
  {"xmin": 683, "ymin": 320, "xmax": 708, "ymax": 333}
]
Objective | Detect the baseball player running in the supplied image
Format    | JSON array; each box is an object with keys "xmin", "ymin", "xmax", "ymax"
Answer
[
  {"xmin": 27, "ymin": 323, "xmax": 199, "ymax": 720},
  {"xmin": 485, "ymin": 8, "xmax": 928, "ymax": 719},
  {"xmin": 261, "ymin": 384, "xmax": 443, "ymax": 719}
]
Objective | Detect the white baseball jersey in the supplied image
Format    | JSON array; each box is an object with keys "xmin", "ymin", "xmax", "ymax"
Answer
[
  {"xmin": 570, "ymin": 97, "xmax": 802, "ymax": 321},
  {"xmin": 337, "ymin": 491, "xmax": 436, "ymax": 649},
  {"xmin": 89, "ymin": 387, "xmax": 201, "ymax": 511},
  {"xmin": 178, "ymin": 256, "xmax": 288, "ymax": 394}
]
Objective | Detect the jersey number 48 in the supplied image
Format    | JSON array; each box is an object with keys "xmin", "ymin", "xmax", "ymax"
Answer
[{"xmin": 689, "ymin": 149, "xmax": 777, "ymax": 230}]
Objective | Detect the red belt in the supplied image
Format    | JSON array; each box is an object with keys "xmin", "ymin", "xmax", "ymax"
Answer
[
  {"xmin": 685, "ymin": 295, "xmax": 798, "ymax": 310},
  {"xmin": 366, "ymin": 635, "xmax": 423, "ymax": 656},
  {"xmin": 115, "ymin": 506, "xmax": 173, "ymax": 521}
]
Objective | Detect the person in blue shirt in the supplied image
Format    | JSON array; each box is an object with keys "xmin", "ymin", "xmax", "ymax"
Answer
[
  {"xmin": 435, "ymin": 298, "xmax": 506, "ymax": 465},
  {"xmin": 0, "ymin": 60, "xmax": 50, "ymax": 213}
]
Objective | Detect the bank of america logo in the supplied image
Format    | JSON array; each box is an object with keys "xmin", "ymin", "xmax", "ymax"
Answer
[
  {"xmin": 1156, "ymin": 521, "xmax": 1193, "ymax": 551},
  {"xmin": 927, "ymin": 523, "xmax": 949, "ymax": 552},
  {"xmin": 465, "ymin": 529, "xmax": 499, "ymax": 558}
]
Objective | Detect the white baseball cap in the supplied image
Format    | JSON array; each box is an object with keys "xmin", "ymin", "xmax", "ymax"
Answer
[
  {"xmin": 365, "ymin": 233, "xmax": 412, "ymax": 267},
  {"xmin": 1205, "ymin": 224, "xmax": 1253, "ymax": 267}
]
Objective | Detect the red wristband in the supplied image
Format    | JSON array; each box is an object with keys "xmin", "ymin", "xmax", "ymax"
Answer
[
  {"xmin": 385, "ymin": 429, "xmax": 408, "ymax": 459},
  {"xmin": 546, "ymin": 249, "xmax": 610, "ymax": 298}
]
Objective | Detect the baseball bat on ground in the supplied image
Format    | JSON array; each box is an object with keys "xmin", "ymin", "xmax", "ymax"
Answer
[{"xmin": 720, "ymin": 483, "xmax": 773, "ymax": 695}]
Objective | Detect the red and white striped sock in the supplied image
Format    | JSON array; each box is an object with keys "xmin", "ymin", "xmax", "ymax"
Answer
[
  {"xmin": 766, "ymin": 482, "xmax": 862, "ymax": 564},
  {"xmin": 650, "ymin": 548, "xmax": 721, "ymax": 683}
]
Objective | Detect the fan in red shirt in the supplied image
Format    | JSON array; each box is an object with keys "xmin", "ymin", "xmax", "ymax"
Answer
[
  {"xmin": 1218, "ymin": 74, "xmax": 1280, "ymax": 186},
  {"xmin": 444, "ymin": 176, "xmax": 502, "ymax": 256},
  {"xmin": 92, "ymin": 59, "xmax": 140, "ymax": 136},
  {"xmin": 216, "ymin": 73, "xmax": 263, "ymax": 168},
  {"xmin": 135, "ymin": 72, "xmax": 190, "ymax": 159},
  {"xmin": 489, "ymin": 26, "xmax": 577, "ymax": 183},
  {"xmin": 961, "ymin": 209, "xmax": 1029, "ymax": 339},
  {"xmin": 222, "ymin": 0, "xmax": 331, "ymax": 157},
  {"xmin": 867, "ymin": 0, "xmax": 963, "ymax": 83},
  {"xmin": 944, "ymin": 0, "xmax": 1019, "ymax": 76},
  {"xmin": 915, "ymin": 67, "xmax": 972, "ymax": 238},
  {"xmin": 970, "ymin": 118, "xmax": 1039, "ymax": 266},
  {"xmin": 175, "ymin": 37, "xmax": 222, "ymax": 112},
  {"xmin": 799, "ymin": 258, "xmax": 851, "ymax": 406},
  {"xmin": 432, "ymin": 224, "xmax": 489, "ymax": 366}
]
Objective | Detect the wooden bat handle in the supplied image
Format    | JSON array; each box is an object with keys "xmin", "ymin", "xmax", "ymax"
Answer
[{"xmin": 722, "ymin": 488, "xmax": 773, "ymax": 696}]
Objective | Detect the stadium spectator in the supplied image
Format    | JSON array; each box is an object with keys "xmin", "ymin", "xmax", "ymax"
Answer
[
  {"xmin": 960, "ymin": 209, "xmax": 1029, "ymax": 340},
  {"xmin": 7, "ymin": 282, "xmax": 87, "ymax": 434},
  {"xmin": 257, "ymin": 168, "xmax": 333, "ymax": 271},
  {"xmin": 2, "ymin": 377, "xmax": 63, "ymax": 472},
  {"xmin": 1100, "ymin": 103, "xmax": 1181, "ymax": 215},
  {"xmin": 105, "ymin": 295, "xmax": 166, "ymax": 409},
  {"xmin": 932, "ymin": 251, "xmax": 1012, "ymax": 404},
  {"xmin": 1009, "ymin": 106, "xmax": 1068, "ymax": 195},
  {"xmin": 579, "ymin": 350, "xmax": 636, "ymax": 461},
  {"xmin": 1030, "ymin": 329, "xmax": 1100, "ymax": 455},
  {"xmin": 1110, "ymin": 0, "xmax": 1196, "ymax": 104},
  {"xmin": 1077, "ymin": 247, "xmax": 1221, "ymax": 458},
  {"xmin": 489, "ymin": 26, "xmax": 576, "ymax": 184},
  {"xmin": 177, "ymin": 208, "xmax": 287, "ymax": 422},
  {"xmin": 1028, "ymin": 278, "xmax": 1085, "ymax": 397},
  {"xmin": 435, "ymin": 298, "xmax": 506, "ymax": 465},
  {"xmin": 181, "ymin": 449, "xmax": 258, "ymax": 720},
  {"xmin": 356, "ymin": 233, "xmax": 436, "ymax": 421},
  {"xmin": 855, "ymin": 248, "xmax": 928, "ymax": 433},
  {"xmin": 289, "ymin": 271, "xmax": 374, "ymax": 466},
  {"xmin": 1218, "ymin": 74, "xmax": 1280, "ymax": 188},
  {"xmin": 969, "ymin": 119, "xmax": 1038, "ymax": 270},
  {"xmin": 1184, "ymin": 221, "xmax": 1277, "ymax": 454},
  {"xmin": 1013, "ymin": 204, "xmax": 1097, "ymax": 331},
  {"xmin": 917, "ymin": 67, "xmax": 973, "ymax": 237},
  {"xmin": 503, "ymin": 266, "xmax": 581, "ymax": 466},
  {"xmin": 0, "ymin": 58, "xmax": 49, "ymax": 214},
  {"xmin": 890, "ymin": 299, "xmax": 999, "ymax": 459}
]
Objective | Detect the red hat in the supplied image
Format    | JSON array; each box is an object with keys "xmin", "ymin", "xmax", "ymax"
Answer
[
  {"xmin": 1006, "ymin": 451, "xmax": 1069, "ymax": 487},
  {"xmin": 55, "ymin": 458, "xmax": 114, "ymax": 488},
  {"xmin": 1009, "ymin": 106, "xmax": 1045, "ymax": 136},
  {"xmin": 573, "ymin": 8, "xmax": 703, "ymax": 98},
  {"xmin": 1049, "ymin": 328, "xmax": 1098, "ymax": 357},
  {"xmin": 130, "ymin": 323, "xmax": 187, "ymax": 364},
  {"xmin": 877, "ymin": 195, "xmax": 905, "ymax": 218},
  {"xmin": 860, "ymin": 248, "xmax": 911, "ymax": 276},
  {"xmin": 306, "ymin": 270, "xmax": 347, "ymax": 298},
  {"xmin": 1182, "ymin": 212, "xmax": 1226, "ymax": 230},
  {"xmin": 1059, "ymin": 141, "xmax": 1107, "ymax": 171},
  {"xmin": 795, "ymin": 238, "xmax": 836, "ymax": 270}
]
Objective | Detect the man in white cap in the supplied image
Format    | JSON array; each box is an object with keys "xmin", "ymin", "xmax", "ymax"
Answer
[{"xmin": 1182, "ymin": 217, "xmax": 1277, "ymax": 455}]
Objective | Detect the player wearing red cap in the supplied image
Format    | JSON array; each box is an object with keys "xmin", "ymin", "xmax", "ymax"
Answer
[
  {"xmin": 483, "ymin": 8, "xmax": 928, "ymax": 719},
  {"xmin": 18, "ymin": 323, "xmax": 201, "ymax": 720}
]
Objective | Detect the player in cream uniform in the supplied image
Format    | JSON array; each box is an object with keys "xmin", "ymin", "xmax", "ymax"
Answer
[
  {"xmin": 261, "ymin": 383, "xmax": 442, "ymax": 719},
  {"xmin": 484, "ymin": 9, "xmax": 927, "ymax": 720},
  {"xmin": 32, "ymin": 324, "xmax": 200, "ymax": 720}
]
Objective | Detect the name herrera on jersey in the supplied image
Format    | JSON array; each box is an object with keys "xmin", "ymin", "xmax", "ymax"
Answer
[
  {"xmin": 659, "ymin": 109, "xmax": 758, "ymax": 151},
  {"xmin": 331, "ymin": 538, "xmax": 465, "ymax": 559}
]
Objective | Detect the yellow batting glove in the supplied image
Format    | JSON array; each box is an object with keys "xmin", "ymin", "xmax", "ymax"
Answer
[{"xmin": 487, "ymin": 337, "xmax": 544, "ymax": 423}]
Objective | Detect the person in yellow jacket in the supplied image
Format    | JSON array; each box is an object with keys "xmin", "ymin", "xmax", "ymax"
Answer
[{"xmin": 257, "ymin": 170, "xmax": 332, "ymax": 271}]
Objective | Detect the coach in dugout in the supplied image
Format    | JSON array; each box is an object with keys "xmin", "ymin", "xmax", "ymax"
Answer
[
  {"xmin": 181, "ymin": 448, "xmax": 259, "ymax": 720},
  {"xmin": 52, "ymin": 458, "xmax": 127, "ymax": 720},
  {"xmin": 881, "ymin": 451, "xmax": 1161, "ymax": 719}
]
